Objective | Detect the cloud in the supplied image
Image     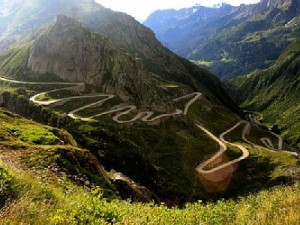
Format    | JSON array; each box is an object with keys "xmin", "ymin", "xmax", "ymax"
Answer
[{"xmin": 95, "ymin": 0, "xmax": 260, "ymax": 21}]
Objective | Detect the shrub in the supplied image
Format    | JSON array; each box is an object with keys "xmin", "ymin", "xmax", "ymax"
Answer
[{"xmin": 0, "ymin": 167, "xmax": 12, "ymax": 207}]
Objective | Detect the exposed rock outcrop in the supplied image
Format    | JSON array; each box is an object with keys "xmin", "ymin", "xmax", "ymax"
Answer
[{"xmin": 110, "ymin": 170, "xmax": 160, "ymax": 203}]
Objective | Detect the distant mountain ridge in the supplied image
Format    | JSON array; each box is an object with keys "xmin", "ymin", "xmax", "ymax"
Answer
[
  {"xmin": 144, "ymin": 3, "xmax": 235, "ymax": 50},
  {"xmin": 144, "ymin": 0, "xmax": 300, "ymax": 79}
]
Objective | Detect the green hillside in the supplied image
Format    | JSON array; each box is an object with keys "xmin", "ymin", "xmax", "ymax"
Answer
[
  {"xmin": 1, "ymin": 78, "xmax": 299, "ymax": 204},
  {"xmin": 1, "ymin": 108, "xmax": 300, "ymax": 224},
  {"xmin": 228, "ymin": 38, "xmax": 300, "ymax": 148}
]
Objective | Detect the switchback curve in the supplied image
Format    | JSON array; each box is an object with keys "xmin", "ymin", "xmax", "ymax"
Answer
[
  {"xmin": 196, "ymin": 120, "xmax": 298, "ymax": 175},
  {"xmin": 0, "ymin": 76, "xmax": 201, "ymax": 123}
]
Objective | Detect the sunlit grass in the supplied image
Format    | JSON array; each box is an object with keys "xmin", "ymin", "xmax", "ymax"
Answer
[
  {"xmin": 190, "ymin": 60, "xmax": 214, "ymax": 67},
  {"xmin": 1, "ymin": 163, "xmax": 299, "ymax": 225}
]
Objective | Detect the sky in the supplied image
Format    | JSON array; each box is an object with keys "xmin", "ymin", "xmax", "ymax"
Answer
[{"xmin": 95, "ymin": 0, "xmax": 261, "ymax": 21}]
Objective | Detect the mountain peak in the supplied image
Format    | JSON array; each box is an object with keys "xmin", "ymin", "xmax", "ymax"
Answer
[
  {"xmin": 53, "ymin": 14, "xmax": 80, "ymax": 27},
  {"xmin": 212, "ymin": 2, "xmax": 227, "ymax": 8},
  {"xmin": 55, "ymin": 14, "xmax": 75, "ymax": 22},
  {"xmin": 193, "ymin": 3, "xmax": 202, "ymax": 7},
  {"xmin": 259, "ymin": 0, "xmax": 295, "ymax": 9}
]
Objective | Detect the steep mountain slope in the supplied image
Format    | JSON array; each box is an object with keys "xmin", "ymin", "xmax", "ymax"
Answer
[
  {"xmin": 144, "ymin": 0, "xmax": 300, "ymax": 79},
  {"xmin": 0, "ymin": 15, "xmax": 177, "ymax": 112},
  {"xmin": 0, "ymin": 108, "xmax": 114, "ymax": 196},
  {"xmin": 0, "ymin": 0, "xmax": 239, "ymax": 112},
  {"xmin": 1, "ymin": 23, "xmax": 298, "ymax": 204},
  {"xmin": 1, "ymin": 75, "xmax": 299, "ymax": 205},
  {"xmin": 0, "ymin": 14, "xmax": 241, "ymax": 114},
  {"xmin": 228, "ymin": 38, "xmax": 300, "ymax": 148}
]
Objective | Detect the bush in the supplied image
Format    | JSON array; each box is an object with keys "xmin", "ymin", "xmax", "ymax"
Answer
[{"xmin": 0, "ymin": 167, "xmax": 12, "ymax": 207}]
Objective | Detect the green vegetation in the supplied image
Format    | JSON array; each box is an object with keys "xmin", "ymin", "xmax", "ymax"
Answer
[
  {"xmin": 1, "ymin": 80, "xmax": 298, "ymax": 204},
  {"xmin": 75, "ymin": 96, "xmax": 122, "ymax": 118},
  {"xmin": 0, "ymin": 83, "xmax": 17, "ymax": 93},
  {"xmin": 190, "ymin": 60, "xmax": 214, "ymax": 68},
  {"xmin": 1, "ymin": 163, "xmax": 300, "ymax": 224},
  {"xmin": 0, "ymin": 107, "xmax": 299, "ymax": 223},
  {"xmin": 0, "ymin": 108, "xmax": 115, "ymax": 211},
  {"xmin": 247, "ymin": 125, "xmax": 279, "ymax": 149},
  {"xmin": 228, "ymin": 38, "xmax": 300, "ymax": 148},
  {"xmin": 68, "ymin": 94, "xmax": 299, "ymax": 203},
  {"xmin": 0, "ymin": 167, "xmax": 12, "ymax": 207},
  {"xmin": 186, "ymin": 97, "xmax": 240, "ymax": 135},
  {"xmin": 189, "ymin": 24, "xmax": 298, "ymax": 79},
  {"xmin": 35, "ymin": 89, "xmax": 79, "ymax": 101},
  {"xmin": 0, "ymin": 110, "xmax": 60, "ymax": 145},
  {"xmin": 0, "ymin": 44, "xmax": 30, "ymax": 79},
  {"xmin": 0, "ymin": 90, "xmax": 299, "ymax": 223},
  {"xmin": 52, "ymin": 96, "xmax": 107, "ymax": 113},
  {"xmin": 245, "ymin": 144, "xmax": 298, "ymax": 179},
  {"xmin": 70, "ymin": 118, "xmax": 220, "ymax": 202}
]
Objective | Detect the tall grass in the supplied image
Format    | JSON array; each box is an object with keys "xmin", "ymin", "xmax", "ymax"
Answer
[{"xmin": 1, "ymin": 165, "xmax": 299, "ymax": 225}]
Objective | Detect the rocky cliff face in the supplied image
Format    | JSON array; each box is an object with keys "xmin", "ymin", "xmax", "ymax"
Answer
[
  {"xmin": 6, "ymin": 16, "xmax": 176, "ymax": 112},
  {"xmin": 82, "ymin": 8, "xmax": 203, "ymax": 89},
  {"xmin": 259, "ymin": 0, "xmax": 297, "ymax": 9}
]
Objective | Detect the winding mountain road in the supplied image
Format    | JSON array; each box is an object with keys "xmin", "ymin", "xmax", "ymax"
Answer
[
  {"xmin": 196, "ymin": 122, "xmax": 250, "ymax": 174},
  {"xmin": 248, "ymin": 113, "xmax": 284, "ymax": 150},
  {"xmin": 1, "ymin": 76, "xmax": 297, "ymax": 175},
  {"xmin": 196, "ymin": 120, "xmax": 298, "ymax": 174},
  {"xmin": 173, "ymin": 92, "xmax": 202, "ymax": 115},
  {"xmin": 29, "ymin": 81, "xmax": 202, "ymax": 123},
  {"xmin": 0, "ymin": 76, "xmax": 81, "ymax": 85},
  {"xmin": 1, "ymin": 76, "xmax": 201, "ymax": 123}
]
